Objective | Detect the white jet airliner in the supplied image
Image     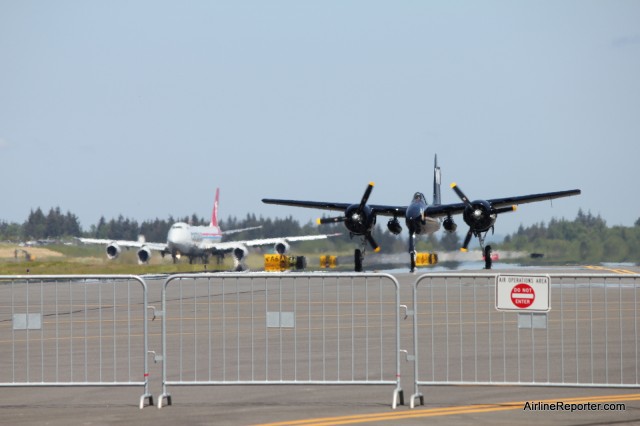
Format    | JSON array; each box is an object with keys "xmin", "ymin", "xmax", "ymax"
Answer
[{"xmin": 79, "ymin": 188, "xmax": 338, "ymax": 269}]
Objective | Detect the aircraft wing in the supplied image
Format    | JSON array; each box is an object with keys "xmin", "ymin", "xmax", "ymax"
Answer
[
  {"xmin": 197, "ymin": 233, "xmax": 341, "ymax": 251},
  {"xmin": 262, "ymin": 199, "xmax": 352, "ymax": 212},
  {"xmin": 424, "ymin": 189, "xmax": 582, "ymax": 218},
  {"xmin": 77, "ymin": 237, "xmax": 168, "ymax": 251},
  {"xmin": 221, "ymin": 225, "xmax": 262, "ymax": 236},
  {"xmin": 262, "ymin": 199, "xmax": 408, "ymax": 217},
  {"xmin": 263, "ymin": 189, "xmax": 580, "ymax": 219}
]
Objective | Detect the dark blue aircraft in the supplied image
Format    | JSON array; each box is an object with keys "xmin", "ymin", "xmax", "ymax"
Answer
[{"xmin": 262, "ymin": 156, "xmax": 580, "ymax": 272}]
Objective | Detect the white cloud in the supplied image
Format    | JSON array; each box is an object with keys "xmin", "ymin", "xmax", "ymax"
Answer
[{"xmin": 0, "ymin": 138, "xmax": 8, "ymax": 149}]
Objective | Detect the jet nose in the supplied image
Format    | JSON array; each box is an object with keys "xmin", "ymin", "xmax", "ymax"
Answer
[{"xmin": 167, "ymin": 226, "xmax": 188, "ymax": 243}]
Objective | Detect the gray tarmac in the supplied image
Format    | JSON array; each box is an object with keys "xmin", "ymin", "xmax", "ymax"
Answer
[{"xmin": 1, "ymin": 264, "xmax": 640, "ymax": 425}]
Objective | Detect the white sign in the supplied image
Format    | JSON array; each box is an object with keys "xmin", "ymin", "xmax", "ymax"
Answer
[{"xmin": 496, "ymin": 274, "xmax": 550, "ymax": 312}]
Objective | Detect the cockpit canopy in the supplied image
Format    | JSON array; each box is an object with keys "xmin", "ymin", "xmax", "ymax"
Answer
[{"xmin": 412, "ymin": 192, "xmax": 427, "ymax": 203}]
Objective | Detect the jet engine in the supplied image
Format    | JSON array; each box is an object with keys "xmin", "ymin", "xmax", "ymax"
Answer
[
  {"xmin": 274, "ymin": 240, "xmax": 290, "ymax": 255},
  {"xmin": 387, "ymin": 218, "xmax": 402, "ymax": 235},
  {"xmin": 137, "ymin": 246, "xmax": 152, "ymax": 264},
  {"xmin": 106, "ymin": 242, "xmax": 121, "ymax": 260},
  {"xmin": 232, "ymin": 245, "xmax": 249, "ymax": 270}
]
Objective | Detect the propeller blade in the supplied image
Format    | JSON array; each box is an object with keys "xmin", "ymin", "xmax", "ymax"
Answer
[
  {"xmin": 494, "ymin": 205, "xmax": 517, "ymax": 215},
  {"xmin": 358, "ymin": 182, "xmax": 375, "ymax": 212},
  {"xmin": 450, "ymin": 183, "xmax": 472, "ymax": 207},
  {"xmin": 365, "ymin": 233, "xmax": 381, "ymax": 252},
  {"xmin": 460, "ymin": 228, "xmax": 473, "ymax": 252},
  {"xmin": 317, "ymin": 216, "xmax": 346, "ymax": 225}
]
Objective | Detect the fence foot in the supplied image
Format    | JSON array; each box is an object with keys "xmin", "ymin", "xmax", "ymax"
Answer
[
  {"xmin": 392, "ymin": 387, "xmax": 404, "ymax": 409},
  {"xmin": 410, "ymin": 392, "xmax": 424, "ymax": 409},
  {"xmin": 139, "ymin": 393, "xmax": 154, "ymax": 409},
  {"xmin": 158, "ymin": 393, "xmax": 172, "ymax": 409}
]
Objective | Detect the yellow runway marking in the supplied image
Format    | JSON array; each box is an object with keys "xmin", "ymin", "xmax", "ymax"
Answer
[
  {"xmin": 254, "ymin": 393, "xmax": 640, "ymax": 426},
  {"xmin": 585, "ymin": 265, "xmax": 637, "ymax": 275}
]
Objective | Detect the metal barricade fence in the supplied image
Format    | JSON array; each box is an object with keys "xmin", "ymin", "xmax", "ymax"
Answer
[
  {"xmin": 157, "ymin": 273, "xmax": 404, "ymax": 408},
  {"xmin": 410, "ymin": 273, "xmax": 640, "ymax": 408},
  {"xmin": 0, "ymin": 275, "xmax": 152, "ymax": 409}
]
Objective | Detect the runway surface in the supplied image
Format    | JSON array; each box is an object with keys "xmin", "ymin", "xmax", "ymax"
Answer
[{"xmin": 1, "ymin": 264, "xmax": 639, "ymax": 425}]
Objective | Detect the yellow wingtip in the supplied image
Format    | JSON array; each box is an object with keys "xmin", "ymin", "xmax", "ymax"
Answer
[
  {"xmin": 513, "ymin": 205, "xmax": 517, "ymax": 211},
  {"xmin": 450, "ymin": 182, "xmax": 457, "ymax": 188},
  {"xmin": 460, "ymin": 247, "xmax": 468, "ymax": 253},
  {"xmin": 369, "ymin": 181, "xmax": 375, "ymax": 186},
  {"xmin": 316, "ymin": 218, "xmax": 322, "ymax": 225},
  {"xmin": 374, "ymin": 247, "xmax": 381, "ymax": 253}
]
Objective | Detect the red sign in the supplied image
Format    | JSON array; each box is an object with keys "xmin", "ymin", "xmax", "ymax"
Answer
[{"xmin": 511, "ymin": 283, "xmax": 535, "ymax": 309}]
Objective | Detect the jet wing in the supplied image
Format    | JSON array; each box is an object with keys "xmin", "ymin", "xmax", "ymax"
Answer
[
  {"xmin": 262, "ymin": 199, "xmax": 408, "ymax": 218},
  {"xmin": 221, "ymin": 225, "xmax": 262, "ymax": 236},
  {"xmin": 197, "ymin": 233, "xmax": 341, "ymax": 251},
  {"xmin": 424, "ymin": 189, "xmax": 582, "ymax": 218},
  {"xmin": 77, "ymin": 237, "xmax": 168, "ymax": 251}
]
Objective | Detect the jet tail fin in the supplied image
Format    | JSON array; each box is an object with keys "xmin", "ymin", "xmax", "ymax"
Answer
[
  {"xmin": 210, "ymin": 188, "xmax": 220, "ymax": 227},
  {"xmin": 433, "ymin": 154, "xmax": 441, "ymax": 206}
]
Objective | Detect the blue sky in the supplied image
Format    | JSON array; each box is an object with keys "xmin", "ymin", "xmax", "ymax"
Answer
[{"xmin": 1, "ymin": 1, "xmax": 639, "ymax": 238}]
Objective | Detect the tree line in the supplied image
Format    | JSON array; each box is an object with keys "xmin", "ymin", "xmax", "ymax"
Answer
[
  {"xmin": 2, "ymin": 207, "xmax": 639, "ymax": 261},
  {"xmin": 500, "ymin": 210, "xmax": 640, "ymax": 263},
  {"xmin": 0, "ymin": 207, "xmax": 456, "ymax": 254},
  {"xmin": 0, "ymin": 208, "xmax": 400, "ymax": 253}
]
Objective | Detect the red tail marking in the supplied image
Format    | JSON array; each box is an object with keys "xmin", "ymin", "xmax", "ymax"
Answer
[{"xmin": 211, "ymin": 188, "xmax": 220, "ymax": 227}]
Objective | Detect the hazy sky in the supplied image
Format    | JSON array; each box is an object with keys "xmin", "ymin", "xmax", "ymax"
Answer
[{"xmin": 1, "ymin": 1, "xmax": 639, "ymax": 238}]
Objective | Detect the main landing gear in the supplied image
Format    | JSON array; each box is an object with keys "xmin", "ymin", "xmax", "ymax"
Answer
[
  {"xmin": 484, "ymin": 245, "xmax": 493, "ymax": 270},
  {"xmin": 476, "ymin": 230, "xmax": 493, "ymax": 270},
  {"xmin": 354, "ymin": 248, "xmax": 363, "ymax": 272},
  {"xmin": 353, "ymin": 236, "xmax": 371, "ymax": 272}
]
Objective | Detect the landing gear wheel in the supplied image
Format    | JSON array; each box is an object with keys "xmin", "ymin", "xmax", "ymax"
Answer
[
  {"xmin": 484, "ymin": 245, "xmax": 493, "ymax": 270},
  {"xmin": 354, "ymin": 249, "xmax": 363, "ymax": 272}
]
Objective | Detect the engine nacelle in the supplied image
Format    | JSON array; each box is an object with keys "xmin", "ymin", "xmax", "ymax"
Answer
[
  {"xmin": 387, "ymin": 218, "xmax": 402, "ymax": 235},
  {"xmin": 232, "ymin": 246, "xmax": 249, "ymax": 271},
  {"xmin": 233, "ymin": 246, "xmax": 248, "ymax": 261},
  {"xmin": 106, "ymin": 242, "xmax": 121, "ymax": 260},
  {"xmin": 274, "ymin": 240, "xmax": 290, "ymax": 255},
  {"xmin": 443, "ymin": 216, "xmax": 457, "ymax": 233},
  {"xmin": 137, "ymin": 246, "xmax": 152, "ymax": 264},
  {"xmin": 344, "ymin": 204, "xmax": 376, "ymax": 235},
  {"xmin": 462, "ymin": 200, "xmax": 497, "ymax": 233}
]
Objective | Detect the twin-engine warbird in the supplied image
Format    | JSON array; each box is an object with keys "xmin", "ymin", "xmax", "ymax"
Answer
[
  {"xmin": 262, "ymin": 156, "xmax": 581, "ymax": 272},
  {"xmin": 79, "ymin": 188, "xmax": 339, "ymax": 270}
]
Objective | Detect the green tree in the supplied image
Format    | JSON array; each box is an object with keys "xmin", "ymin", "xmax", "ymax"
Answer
[{"xmin": 23, "ymin": 208, "xmax": 46, "ymax": 239}]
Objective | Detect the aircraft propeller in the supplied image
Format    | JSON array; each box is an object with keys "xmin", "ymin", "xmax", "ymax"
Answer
[
  {"xmin": 317, "ymin": 182, "xmax": 379, "ymax": 252},
  {"xmin": 450, "ymin": 183, "xmax": 516, "ymax": 251}
]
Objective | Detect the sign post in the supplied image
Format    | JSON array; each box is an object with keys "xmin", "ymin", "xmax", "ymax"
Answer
[{"xmin": 495, "ymin": 274, "xmax": 550, "ymax": 312}]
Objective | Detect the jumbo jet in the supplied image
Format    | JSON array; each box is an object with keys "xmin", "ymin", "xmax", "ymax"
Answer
[
  {"xmin": 80, "ymin": 188, "xmax": 338, "ymax": 270},
  {"xmin": 263, "ymin": 156, "xmax": 581, "ymax": 272}
]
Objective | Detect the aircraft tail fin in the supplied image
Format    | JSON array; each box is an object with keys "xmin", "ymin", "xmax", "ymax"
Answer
[
  {"xmin": 433, "ymin": 154, "xmax": 441, "ymax": 206},
  {"xmin": 210, "ymin": 188, "xmax": 220, "ymax": 227}
]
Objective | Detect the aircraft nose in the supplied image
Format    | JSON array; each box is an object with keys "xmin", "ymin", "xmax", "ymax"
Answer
[{"xmin": 168, "ymin": 227, "xmax": 186, "ymax": 242}]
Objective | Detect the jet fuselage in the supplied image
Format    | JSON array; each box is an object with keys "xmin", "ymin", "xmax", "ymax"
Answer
[{"xmin": 166, "ymin": 222, "xmax": 222, "ymax": 257}]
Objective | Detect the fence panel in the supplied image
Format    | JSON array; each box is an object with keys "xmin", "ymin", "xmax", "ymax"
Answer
[
  {"xmin": 410, "ymin": 273, "xmax": 640, "ymax": 408},
  {"xmin": 158, "ymin": 273, "xmax": 403, "ymax": 408},
  {"xmin": 0, "ymin": 275, "xmax": 152, "ymax": 409}
]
